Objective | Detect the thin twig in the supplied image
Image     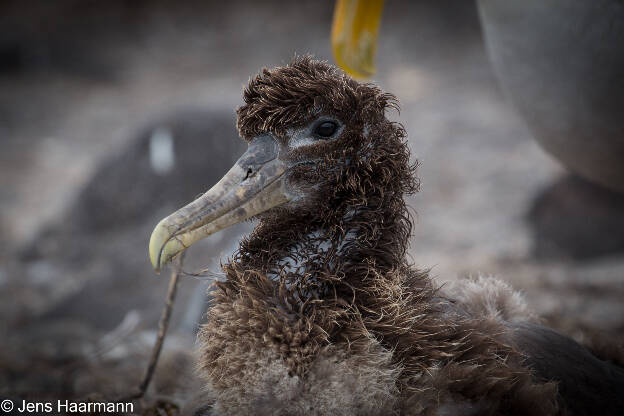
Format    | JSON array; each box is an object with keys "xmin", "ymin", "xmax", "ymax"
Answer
[{"xmin": 118, "ymin": 252, "xmax": 185, "ymax": 402}]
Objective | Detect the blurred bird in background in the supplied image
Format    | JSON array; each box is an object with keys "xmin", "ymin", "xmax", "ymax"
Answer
[{"xmin": 331, "ymin": 0, "xmax": 624, "ymax": 191}]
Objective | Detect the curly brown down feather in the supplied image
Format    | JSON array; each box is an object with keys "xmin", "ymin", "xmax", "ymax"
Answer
[{"xmin": 194, "ymin": 57, "xmax": 609, "ymax": 415}]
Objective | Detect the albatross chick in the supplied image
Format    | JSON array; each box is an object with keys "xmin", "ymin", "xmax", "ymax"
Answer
[{"xmin": 149, "ymin": 57, "xmax": 624, "ymax": 416}]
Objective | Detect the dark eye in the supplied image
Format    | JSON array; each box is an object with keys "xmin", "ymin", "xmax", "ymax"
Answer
[{"xmin": 314, "ymin": 121, "xmax": 338, "ymax": 138}]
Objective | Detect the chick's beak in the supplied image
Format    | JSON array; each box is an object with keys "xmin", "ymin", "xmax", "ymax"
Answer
[{"xmin": 149, "ymin": 135, "xmax": 290, "ymax": 272}]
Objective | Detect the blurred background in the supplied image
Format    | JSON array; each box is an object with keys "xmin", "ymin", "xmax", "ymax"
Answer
[{"xmin": 1, "ymin": 0, "xmax": 622, "ymax": 412}]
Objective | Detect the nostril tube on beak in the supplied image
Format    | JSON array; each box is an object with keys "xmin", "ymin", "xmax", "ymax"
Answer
[{"xmin": 244, "ymin": 168, "xmax": 254, "ymax": 181}]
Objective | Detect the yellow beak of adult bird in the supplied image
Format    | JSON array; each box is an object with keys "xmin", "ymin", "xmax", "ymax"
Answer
[{"xmin": 331, "ymin": 0, "xmax": 385, "ymax": 79}]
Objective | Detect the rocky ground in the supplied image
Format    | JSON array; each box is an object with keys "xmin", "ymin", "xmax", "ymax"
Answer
[{"xmin": 1, "ymin": 1, "xmax": 622, "ymax": 414}]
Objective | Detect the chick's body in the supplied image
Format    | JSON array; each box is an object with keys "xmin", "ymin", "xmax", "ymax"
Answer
[{"xmin": 150, "ymin": 58, "xmax": 623, "ymax": 416}]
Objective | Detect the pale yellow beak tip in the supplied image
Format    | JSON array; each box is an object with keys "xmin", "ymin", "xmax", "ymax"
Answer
[{"xmin": 149, "ymin": 218, "xmax": 170, "ymax": 273}]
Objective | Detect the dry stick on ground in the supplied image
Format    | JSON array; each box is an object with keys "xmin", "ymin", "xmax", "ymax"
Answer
[{"xmin": 119, "ymin": 251, "xmax": 186, "ymax": 402}]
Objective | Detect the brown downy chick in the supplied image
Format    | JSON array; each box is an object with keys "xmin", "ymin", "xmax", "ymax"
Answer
[{"xmin": 149, "ymin": 57, "xmax": 624, "ymax": 416}]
